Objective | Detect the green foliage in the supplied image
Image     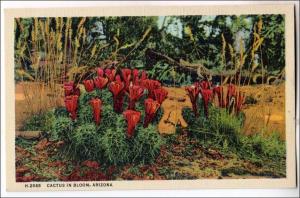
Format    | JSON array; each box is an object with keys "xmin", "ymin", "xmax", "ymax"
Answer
[
  {"xmin": 147, "ymin": 62, "xmax": 192, "ymax": 86},
  {"xmin": 239, "ymin": 132, "xmax": 286, "ymax": 163},
  {"xmin": 78, "ymin": 105, "xmax": 93, "ymax": 123},
  {"xmin": 132, "ymin": 125, "xmax": 165, "ymax": 164},
  {"xmin": 184, "ymin": 105, "xmax": 242, "ymax": 150},
  {"xmin": 68, "ymin": 123, "xmax": 103, "ymax": 161},
  {"xmin": 183, "ymin": 104, "xmax": 285, "ymax": 166},
  {"xmin": 100, "ymin": 116, "xmax": 131, "ymax": 165},
  {"xmin": 208, "ymin": 107, "xmax": 243, "ymax": 146},
  {"xmin": 15, "ymin": 15, "xmax": 285, "ymax": 85},
  {"xmin": 46, "ymin": 89, "xmax": 165, "ymax": 165},
  {"xmin": 50, "ymin": 116, "xmax": 74, "ymax": 142},
  {"xmin": 78, "ymin": 90, "xmax": 99, "ymax": 106},
  {"xmin": 22, "ymin": 110, "xmax": 55, "ymax": 132}
]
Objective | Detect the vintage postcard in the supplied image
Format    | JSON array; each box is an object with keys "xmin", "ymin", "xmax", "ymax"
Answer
[{"xmin": 4, "ymin": 3, "xmax": 296, "ymax": 192}]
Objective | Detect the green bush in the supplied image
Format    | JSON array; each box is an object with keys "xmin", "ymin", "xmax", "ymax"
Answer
[
  {"xmin": 98, "ymin": 103, "xmax": 121, "ymax": 130},
  {"xmin": 239, "ymin": 132, "xmax": 286, "ymax": 163},
  {"xmin": 78, "ymin": 105, "xmax": 93, "ymax": 123},
  {"xmin": 132, "ymin": 124, "xmax": 165, "ymax": 164},
  {"xmin": 100, "ymin": 116, "xmax": 131, "ymax": 165},
  {"xmin": 68, "ymin": 123, "xmax": 103, "ymax": 161},
  {"xmin": 47, "ymin": 88, "xmax": 166, "ymax": 165},
  {"xmin": 50, "ymin": 116, "xmax": 74, "ymax": 142},
  {"xmin": 78, "ymin": 90, "xmax": 99, "ymax": 106},
  {"xmin": 183, "ymin": 104, "xmax": 286, "ymax": 166},
  {"xmin": 22, "ymin": 110, "xmax": 55, "ymax": 132},
  {"xmin": 184, "ymin": 105, "xmax": 242, "ymax": 149},
  {"xmin": 208, "ymin": 107, "xmax": 243, "ymax": 146}
]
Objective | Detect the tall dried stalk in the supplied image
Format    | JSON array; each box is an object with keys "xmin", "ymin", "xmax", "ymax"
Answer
[{"xmin": 14, "ymin": 17, "xmax": 95, "ymax": 116}]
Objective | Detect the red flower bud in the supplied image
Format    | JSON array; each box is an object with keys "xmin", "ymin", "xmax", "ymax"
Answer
[
  {"xmin": 186, "ymin": 85, "xmax": 201, "ymax": 117},
  {"xmin": 153, "ymin": 88, "xmax": 168, "ymax": 104},
  {"xmin": 213, "ymin": 85, "xmax": 225, "ymax": 108},
  {"xmin": 200, "ymin": 89, "xmax": 213, "ymax": 118},
  {"xmin": 132, "ymin": 69, "xmax": 139, "ymax": 85},
  {"xmin": 226, "ymin": 84, "xmax": 236, "ymax": 108},
  {"xmin": 64, "ymin": 85, "xmax": 73, "ymax": 96},
  {"xmin": 121, "ymin": 68, "xmax": 132, "ymax": 90},
  {"xmin": 90, "ymin": 98, "xmax": 102, "ymax": 125},
  {"xmin": 115, "ymin": 74, "xmax": 122, "ymax": 83},
  {"xmin": 128, "ymin": 85, "xmax": 144, "ymax": 110},
  {"xmin": 64, "ymin": 81, "xmax": 80, "ymax": 96},
  {"xmin": 83, "ymin": 80, "xmax": 94, "ymax": 92},
  {"xmin": 199, "ymin": 80, "xmax": 211, "ymax": 90},
  {"xmin": 94, "ymin": 77, "xmax": 108, "ymax": 89},
  {"xmin": 97, "ymin": 68, "xmax": 104, "ymax": 77},
  {"xmin": 142, "ymin": 79, "xmax": 161, "ymax": 99},
  {"xmin": 105, "ymin": 69, "xmax": 116, "ymax": 82},
  {"xmin": 143, "ymin": 98, "xmax": 160, "ymax": 128},
  {"xmin": 108, "ymin": 81, "xmax": 124, "ymax": 97},
  {"xmin": 108, "ymin": 81, "xmax": 125, "ymax": 113},
  {"xmin": 140, "ymin": 70, "xmax": 147, "ymax": 81},
  {"xmin": 65, "ymin": 95, "xmax": 79, "ymax": 120},
  {"xmin": 123, "ymin": 110, "xmax": 141, "ymax": 138}
]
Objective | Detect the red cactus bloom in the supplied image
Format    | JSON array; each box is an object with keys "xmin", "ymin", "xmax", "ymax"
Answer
[
  {"xmin": 140, "ymin": 70, "xmax": 147, "ymax": 81},
  {"xmin": 121, "ymin": 68, "xmax": 132, "ymax": 90},
  {"xmin": 153, "ymin": 88, "xmax": 168, "ymax": 104},
  {"xmin": 132, "ymin": 69, "xmax": 139, "ymax": 85},
  {"xmin": 108, "ymin": 81, "xmax": 125, "ymax": 113},
  {"xmin": 97, "ymin": 68, "xmax": 104, "ymax": 77},
  {"xmin": 213, "ymin": 85, "xmax": 225, "ymax": 108},
  {"xmin": 105, "ymin": 68, "xmax": 116, "ymax": 82},
  {"xmin": 199, "ymin": 80, "xmax": 211, "ymax": 90},
  {"xmin": 128, "ymin": 85, "xmax": 144, "ymax": 110},
  {"xmin": 123, "ymin": 110, "xmax": 141, "ymax": 138},
  {"xmin": 226, "ymin": 84, "xmax": 236, "ymax": 108},
  {"xmin": 200, "ymin": 89, "xmax": 213, "ymax": 118},
  {"xmin": 143, "ymin": 98, "xmax": 160, "ymax": 128},
  {"xmin": 235, "ymin": 91, "xmax": 245, "ymax": 114},
  {"xmin": 83, "ymin": 79, "xmax": 94, "ymax": 92},
  {"xmin": 132, "ymin": 70, "xmax": 148, "ymax": 86},
  {"xmin": 64, "ymin": 81, "xmax": 80, "ymax": 96},
  {"xmin": 108, "ymin": 81, "xmax": 124, "ymax": 97},
  {"xmin": 65, "ymin": 95, "xmax": 79, "ymax": 120},
  {"xmin": 64, "ymin": 84, "xmax": 73, "ymax": 96},
  {"xmin": 142, "ymin": 79, "xmax": 161, "ymax": 99},
  {"xmin": 115, "ymin": 74, "xmax": 122, "ymax": 83},
  {"xmin": 186, "ymin": 85, "xmax": 201, "ymax": 117},
  {"xmin": 94, "ymin": 77, "xmax": 108, "ymax": 89},
  {"xmin": 90, "ymin": 98, "xmax": 102, "ymax": 125}
]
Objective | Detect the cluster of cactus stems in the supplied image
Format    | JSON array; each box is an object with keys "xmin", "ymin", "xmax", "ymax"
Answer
[
  {"xmin": 64, "ymin": 69, "xmax": 245, "ymax": 137},
  {"xmin": 186, "ymin": 80, "xmax": 245, "ymax": 118},
  {"xmin": 64, "ymin": 68, "xmax": 168, "ymax": 138}
]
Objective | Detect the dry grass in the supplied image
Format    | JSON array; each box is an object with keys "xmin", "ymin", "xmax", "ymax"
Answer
[
  {"xmin": 15, "ymin": 82, "xmax": 64, "ymax": 130},
  {"xmin": 240, "ymin": 83, "xmax": 285, "ymax": 139}
]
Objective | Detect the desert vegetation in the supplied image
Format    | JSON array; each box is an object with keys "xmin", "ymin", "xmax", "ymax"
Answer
[{"xmin": 15, "ymin": 15, "xmax": 286, "ymax": 181}]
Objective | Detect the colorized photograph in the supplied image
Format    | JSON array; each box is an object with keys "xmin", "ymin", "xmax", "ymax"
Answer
[{"xmin": 14, "ymin": 15, "xmax": 287, "ymax": 182}]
